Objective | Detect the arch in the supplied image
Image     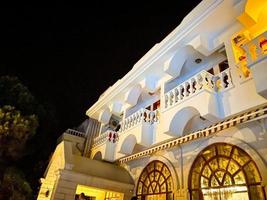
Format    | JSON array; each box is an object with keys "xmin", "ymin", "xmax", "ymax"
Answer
[
  {"xmin": 136, "ymin": 160, "xmax": 174, "ymax": 199},
  {"xmin": 188, "ymin": 143, "xmax": 266, "ymax": 200},
  {"xmin": 119, "ymin": 134, "xmax": 137, "ymax": 155},
  {"xmin": 148, "ymin": 155, "xmax": 180, "ymax": 190},
  {"xmin": 125, "ymin": 84, "xmax": 142, "ymax": 107},
  {"xmin": 168, "ymin": 106, "xmax": 200, "ymax": 136},
  {"xmin": 92, "ymin": 151, "xmax": 102, "ymax": 161}
]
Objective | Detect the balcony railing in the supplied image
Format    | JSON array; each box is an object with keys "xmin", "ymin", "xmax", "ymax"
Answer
[
  {"xmin": 92, "ymin": 130, "xmax": 118, "ymax": 148},
  {"xmin": 242, "ymin": 31, "xmax": 267, "ymax": 67},
  {"xmin": 165, "ymin": 69, "xmax": 232, "ymax": 109},
  {"xmin": 65, "ymin": 129, "xmax": 86, "ymax": 138},
  {"xmin": 119, "ymin": 108, "xmax": 159, "ymax": 133}
]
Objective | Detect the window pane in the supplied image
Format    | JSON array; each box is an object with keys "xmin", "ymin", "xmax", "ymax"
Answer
[
  {"xmin": 223, "ymin": 174, "xmax": 232, "ymax": 186},
  {"xmin": 234, "ymin": 171, "xmax": 246, "ymax": 185},
  {"xmin": 162, "ymin": 166, "xmax": 170, "ymax": 178},
  {"xmin": 191, "ymin": 172, "xmax": 200, "ymax": 189},
  {"xmin": 232, "ymin": 148, "xmax": 250, "ymax": 166},
  {"xmin": 209, "ymin": 158, "xmax": 218, "ymax": 171},
  {"xmin": 155, "ymin": 162, "xmax": 163, "ymax": 172},
  {"xmin": 203, "ymin": 146, "xmax": 216, "ymax": 160},
  {"xmin": 217, "ymin": 144, "xmax": 232, "ymax": 156},
  {"xmin": 218, "ymin": 157, "xmax": 229, "ymax": 170},
  {"xmin": 228, "ymin": 160, "xmax": 239, "ymax": 174},
  {"xmin": 202, "ymin": 165, "xmax": 212, "ymax": 178},
  {"xmin": 137, "ymin": 182, "xmax": 143, "ymax": 194},
  {"xmin": 160, "ymin": 183, "xmax": 166, "ymax": 192},
  {"xmin": 211, "ymin": 175, "xmax": 219, "ymax": 187},
  {"xmin": 201, "ymin": 176, "xmax": 209, "ymax": 188},
  {"xmin": 215, "ymin": 171, "xmax": 224, "ymax": 184},
  {"xmin": 193, "ymin": 157, "xmax": 205, "ymax": 174},
  {"xmin": 244, "ymin": 161, "xmax": 261, "ymax": 184}
]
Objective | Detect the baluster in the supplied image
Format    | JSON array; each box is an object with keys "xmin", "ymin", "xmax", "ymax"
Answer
[
  {"xmin": 212, "ymin": 76, "xmax": 220, "ymax": 91},
  {"xmin": 155, "ymin": 110, "xmax": 159, "ymax": 122},
  {"xmin": 138, "ymin": 110, "xmax": 141, "ymax": 122},
  {"xmin": 179, "ymin": 85, "xmax": 184, "ymax": 100},
  {"xmin": 146, "ymin": 109, "xmax": 150, "ymax": 122},
  {"xmin": 191, "ymin": 79, "xmax": 196, "ymax": 94},
  {"xmin": 222, "ymin": 71, "xmax": 228, "ymax": 89},
  {"xmin": 125, "ymin": 118, "xmax": 129, "ymax": 129},
  {"xmin": 174, "ymin": 88, "xmax": 179, "ymax": 103},
  {"xmin": 169, "ymin": 91, "xmax": 174, "ymax": 106},
  {"xmin": 196, "ymin": 74, "xmax": 203, "ymax": 90},
  {"xmin": 149, "ymin": 111, "xmax": 155, "ymax": 124},
  {"xmin": 165, "ymin": 94, "xmax": 169, "ymax": 109},
  {"xmin": 132, "ymin": 114, "xmax": 136, "ymax": 126},
  {"xmin": 130, "ymin": 116, "xmax": 133, "ymax": 127},
  {"xmin": 184, "ymin": 82, "xmax": 189, "ymax": 97}
]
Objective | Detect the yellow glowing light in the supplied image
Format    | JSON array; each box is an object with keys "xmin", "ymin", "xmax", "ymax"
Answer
[
  {"xmin": 232, "ymin": 0, "xmax": 267, "ymax": 78},
  {"xmin": 75, "ymin": 185, "xmax": 124, "ymax": 200}
]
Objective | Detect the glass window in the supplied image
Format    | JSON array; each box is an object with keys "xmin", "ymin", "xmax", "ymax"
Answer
[
  {"xmin": 136, "ymin": 161, "xmax": 173, "ymax": 198},
  {"xmin": 189, "ymin": 143, "xmax": 265, "ymax": 200}
]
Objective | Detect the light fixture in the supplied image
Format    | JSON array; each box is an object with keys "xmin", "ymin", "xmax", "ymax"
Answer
[{"xmin": 195, "ymin": 58, "xmax": 202, "ymax": 64}]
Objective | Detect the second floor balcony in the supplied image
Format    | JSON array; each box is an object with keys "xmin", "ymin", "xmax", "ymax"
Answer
[
  {"xmin": 115, "ymin": 108, "xmax": 159, "ymax": 156},
  {"xmin": 91, "ymin": 130, "xmax": 118, "ymax": 161},
  {"xmin": 162, "ymin": 69, "xmax": 233, "ymax": 137}
]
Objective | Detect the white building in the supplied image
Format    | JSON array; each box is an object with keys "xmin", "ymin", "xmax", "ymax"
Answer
[{"xmin": 38, "ymin": 0, "xmax": 267, "ymax": 199}]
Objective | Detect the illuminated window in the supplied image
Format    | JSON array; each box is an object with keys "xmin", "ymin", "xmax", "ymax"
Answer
[
  {"xmin": 189, "ymin": 143, "xmax": 266, "ymax": 200},
  {"xmin": 136, "ymin": 161, "xmax": 173, "ymax": 200}
]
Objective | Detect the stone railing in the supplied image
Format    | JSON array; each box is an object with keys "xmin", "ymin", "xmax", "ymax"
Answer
[
  {"xmin": 165, "ymin": 69, "xmax": 233, "ymax": 109},
  {"xmin": 214, "ymin": 68, "xmax": 233, "ymax": 91},
  {"xmin": 242, "ymin": 31, "xmax": 267, "ymax": 67},
  {"xmin": 92, "ymin": 130, "xmax": 118, "ymax": 148},
  {"xmin": 65, "ymin": 129, "xmax": 86, "ymax": 138},
  {"xmin": 119, "ymin": 108, "xmax": 159, "ymax": 133}
]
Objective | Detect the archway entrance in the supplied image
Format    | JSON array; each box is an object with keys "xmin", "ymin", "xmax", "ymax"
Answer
[
  {"xmin": 136, "ymin": 160, "xmax": 173, "ymax": 200},
  {"xmin": 189, "ymin": 143, "xmax": 266, "ymax": 200}
]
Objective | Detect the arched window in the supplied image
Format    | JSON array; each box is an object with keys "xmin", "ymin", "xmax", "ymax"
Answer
[
  {"xmin": 136, "ymin": 160, "xmax": 173, "ymax": 200},
  {"xmin": 189, "ymin": 143, "xmax": 266, "ymax": 200}
]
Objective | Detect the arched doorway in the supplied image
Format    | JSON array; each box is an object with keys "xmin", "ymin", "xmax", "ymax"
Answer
[
  {"xmin": 136, "ymin": 160, "xmax": 173, "ymax": 200},
  {"xmin": 92, "ymin": 151, "xmax": 102, "ymax": 161},
  {"xmin": 189, "ymin": 143, "xmax": 266, "ymax": 200}
]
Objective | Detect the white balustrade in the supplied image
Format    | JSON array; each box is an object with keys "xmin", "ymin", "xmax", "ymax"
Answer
[
  {"xmin": 119, "ymin": 108, "xmax": 159, "ymax": 133},
  {"xmin": 92, "ymin": 130, "xmax": 118, "ymax": 147},
  {"xmin": 164, "ymin": 69, "xmax": 233, "ymax": 109},
  {"xmin": 242, "ymin": 31, "xmax": 267, "ymax": 67},
  {"xmin": 66, "ymin": 129, "xmax": 85, "ymax": 138},
  {"xmin": 165, "ymin": 70, "xmax": 215, "ymax": 109},
  {"xmin": 216, "ymin": 68, "xmax": 233, "ymax": 90}
]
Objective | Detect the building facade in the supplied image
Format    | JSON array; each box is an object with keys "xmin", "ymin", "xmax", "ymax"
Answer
[{"xmin": 38, "ymin": 0, "xmax": 267, "ymax": 199}]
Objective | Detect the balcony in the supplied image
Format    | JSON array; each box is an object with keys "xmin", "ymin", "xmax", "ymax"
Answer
[
  {"xmin": 91, "ymin": 130, "xmax": 118, "ymax": 162},
  {"xmin": 92, "ymin": 130, "xmax": 118, "ymax": 148},
  {"xmin": 241, "ymin": 31, "xmax": 267, "ymax": 98},
  {"xmin": 116, "ymin": 108, "xmax": 159, "ymax": 156},
  {"xmin": 162, "ymin": 69, "xmax": 233, "ymax": 136}
]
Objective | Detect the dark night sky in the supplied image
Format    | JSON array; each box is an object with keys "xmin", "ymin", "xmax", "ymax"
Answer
[{"xmin": 0, "ymin": 1, "xmax": 202, "ymax": 136}]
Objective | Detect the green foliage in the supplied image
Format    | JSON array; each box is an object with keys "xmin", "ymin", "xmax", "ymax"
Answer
[
  {"xmin": 0, "ymin": 105, "xmax": 38, "ymax": 161},
  {"xmin": 0, "ymin": 76, "xmax": 37, "ymax": 115},
  {"xmin": 0, "ymin": 75, "xmax": 58, "ymax": 199},
  {"xmin": 0, "ymin": 167, "xmax": 33, "ymax": 200}
]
